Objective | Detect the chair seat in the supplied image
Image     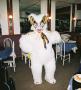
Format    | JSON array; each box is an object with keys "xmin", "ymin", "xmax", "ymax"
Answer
[{"xmin": 0, "ymin": 48, "xmax": 12, "ymax": 60}]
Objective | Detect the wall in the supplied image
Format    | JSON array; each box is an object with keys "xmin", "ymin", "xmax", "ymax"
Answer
[
  {"xmin": 0, "ymin": 0, "xmax": 20, "ymax": 35},
  {"xmin": 0, "ymin": 0, "xmax": 8, "ymax": 35},
  {"xmin": 13, "ymin": 0, "xmax": 20, "ymax": 34},
  {"xmin": 51, "ymin": 0, "xmax": 56, "ymax": 31},
  {"xmin": 41, "ymin": 0, "xmax": 47, "ymax": 14}
]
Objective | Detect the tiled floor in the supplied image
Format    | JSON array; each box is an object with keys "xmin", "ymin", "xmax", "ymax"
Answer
[{"xmin": 9, "ymin": 50, "xmax": 81, "ymax": 90}]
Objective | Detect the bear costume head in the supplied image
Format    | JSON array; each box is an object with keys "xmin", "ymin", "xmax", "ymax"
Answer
[{"xmin": 28, "ymin": 13, "xmax": 48, "ymax": 33}]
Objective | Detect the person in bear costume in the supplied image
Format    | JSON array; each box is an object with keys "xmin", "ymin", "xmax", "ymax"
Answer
[{"xmin": 19, "ymin": 13, "xmax": 61, "ymax": 84}]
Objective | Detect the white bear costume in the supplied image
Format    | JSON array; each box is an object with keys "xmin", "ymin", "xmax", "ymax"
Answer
[{"xmin": 19, "ymin": 13, "xmax": 61, "ymax": 84}]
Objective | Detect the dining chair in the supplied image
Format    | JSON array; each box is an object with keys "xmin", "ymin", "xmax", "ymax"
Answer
[
  {"xmin": 3, "ymin": 38, "xmax": 16, "ymax": 72},
  {"xmin": 56, "ymin": 39, "xmax": 71, "ymax": 66},
  {"xmin": 22, "ymin": 52, "xmax": 31, "ymax": 68}
]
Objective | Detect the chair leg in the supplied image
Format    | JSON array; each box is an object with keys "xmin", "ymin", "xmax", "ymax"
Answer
[
  {"xmin": 22, "ymin": 53, "xmax": 25, "ymax": 61},
  {"xmin": 25, "ymin": 56, "xmax": 27, "ymax": 64},
  {"xmin": 68, "ymin": 54, "xmax": 70, "ymax": 63},
  {"xmin": 29, "ymin": 60, "xmax": 31, "ymax": 68},
  {"xmin": 13, "ymin": 57, "xmax": 16, "ymax": 72},
  {"xmin": 10, "ymin": 62, "xmax": 13, "ymax": 67},
  {"xmin": 61, "ymin": 55, "xmax": 62, "ymax": 60},
  {"xmin": 13, "ymin": 62, "xmax": 16, "ymax": 72},
  {"xmin": 62, "ymin": 54, "xmax": 71, "ymax": 66},
  {"xmin": 63, "ymin": 57, "xmax": 65, "ymax": 66},
  {"xmin": 55, "ymin": 53, "xmax": 57, "ymax": 61},
  {"xmin": 14, "ymin": 67, "xmax": 15, "ymax": 72},
  {"xmin": 22, "ymin": 54, "xmax": 23, "ymax": 60}
]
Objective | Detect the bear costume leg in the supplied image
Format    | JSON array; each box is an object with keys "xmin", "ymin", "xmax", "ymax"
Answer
[
  {"xmin": 31, "ymin": 63, "xmax": 42, "ymax": 84},
  {"xmin": 44, "ymin": 58, "xmax": 56, "ymax": 84}
]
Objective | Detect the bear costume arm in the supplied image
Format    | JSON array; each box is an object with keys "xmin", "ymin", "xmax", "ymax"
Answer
[
  {"xmin": 49, "ymin": 31, "xmax": 62, "ymax": 44},
  {"xmin": 19, "ymin": 34, "xmax": 32, "ymax": 53}
]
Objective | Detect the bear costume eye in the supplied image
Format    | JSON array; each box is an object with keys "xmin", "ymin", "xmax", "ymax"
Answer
[
  {"xmin": 40, "ymin": 22, "xmax": 44, "ymax": 27},
  {"xmin": 34, "ymin": 23, "xmax": 38, "ymax": 28},
  {"xmin": 33, "ymin": 20, "xmax": 37, "ymax": 25}
]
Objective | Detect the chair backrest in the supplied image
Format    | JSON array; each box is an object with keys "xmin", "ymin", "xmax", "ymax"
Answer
[
  {"xmin": 61, "ymin": 40, "xmax": 66, "ymax": 56},
  {"xmin": 12, "ymin": 41, "xmax": 15, "ymax": 53},
  {"xmin": 56, "ymin": 39, "xmax": 72, "ymax": 58},
  {"xmin": 4, "ymin": 38, "xmax": 12, "ymax": 48},
  {"xmin": 56, "ymin": 39, "xmax": 65, "ymax": 59}
]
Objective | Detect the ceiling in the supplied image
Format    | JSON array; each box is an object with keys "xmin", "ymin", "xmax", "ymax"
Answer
[
  {"xmin": 19, "ymin": 0, "xmax": 40, "ymax": 14},
  {"xmin": 19, "ymin": 0, "xmax": 81, "ymax": 14}
]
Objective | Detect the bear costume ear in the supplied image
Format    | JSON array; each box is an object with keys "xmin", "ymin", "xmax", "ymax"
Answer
[
  {"xmin": 41, "ymin": 15, "xmax": 48, "ymax": 24},
  {"xmin": 28, "ymin": 15, "xmax": 36, "ymax": 25}
]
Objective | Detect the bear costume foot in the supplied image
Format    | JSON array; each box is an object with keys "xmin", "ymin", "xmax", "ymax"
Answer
[
  {"xmin": 45, "ymin": 77, "xmax": 56, "ymax": 84},
  {"xmin": 34, "ymin": 80, "xmax": 42, "ymax": 85}
]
